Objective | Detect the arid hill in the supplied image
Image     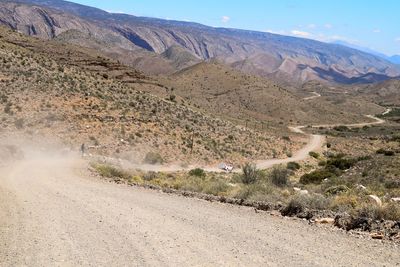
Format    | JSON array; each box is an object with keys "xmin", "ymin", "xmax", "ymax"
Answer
[
  {"xmin": 0, "ymin": 26, "xmax": 303, "ymax": 165},
  {"xmin": 156, "ymin": 62, "xmax": 384, "ymax": 126}
]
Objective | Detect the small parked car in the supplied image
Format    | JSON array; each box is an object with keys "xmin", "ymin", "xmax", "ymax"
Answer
[{"xmin": 218, "ymin": 163, "xmax": 234, "ymax": 172}]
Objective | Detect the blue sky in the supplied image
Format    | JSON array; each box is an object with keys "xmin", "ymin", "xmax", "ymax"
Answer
[{"xmin": 69, "ymin": 0, "xmax": 400, "ymax": 56}]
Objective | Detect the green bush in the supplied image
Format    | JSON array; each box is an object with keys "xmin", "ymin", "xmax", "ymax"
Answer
[
  {"xmin": 189, "ymin": 168, "xmax": 206, "ymax": 177},
  {"xmin": 287, "ymin": 161, "xmax": 300, "ymax": 171},
  {"xmin": 270, "ymin": 166, "xmax": 289, "ymax": 187},
  {"xmin": 300, "ymin": 169, "xmax": 336, "ymax": 184},
  {"xmin": 241, "ymin": 163, "xmax": 258, "ymax": 184},
  {"xmin": 143, "ymin": 152, "xmax": 164, "ymax": 165},
  {"xmin": 309, "ymin": 151, "xmax": 320, "ymax": 159},
  {"xmin": 325, "ymin": 185, "xmax": 350, "ymax": 196},
  {"xmin": 326, "ymin": 157, "xmax": 355, "ymax": 170}
]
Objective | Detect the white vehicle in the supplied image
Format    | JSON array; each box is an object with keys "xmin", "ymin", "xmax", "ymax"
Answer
[{"xmin": 218, "ymin": 163, "xmax": 234, "ymax": 172}]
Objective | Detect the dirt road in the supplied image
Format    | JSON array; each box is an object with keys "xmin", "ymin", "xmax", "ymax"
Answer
[
  {"xmin": 105, "ymin": 112, "xmax": 386, "ymax": 174},
  {"xmin": 1, "ymin": 154, "xmax": 399, "ymax": 266},
  {"xmin": 303, "ymin": 91, "xmax": 321, "ymax": 100}
]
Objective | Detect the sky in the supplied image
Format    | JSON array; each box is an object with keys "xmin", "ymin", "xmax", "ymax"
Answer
[{"xmin": 68, "ymin": 0, "xmax": 400, "ymax": 56}]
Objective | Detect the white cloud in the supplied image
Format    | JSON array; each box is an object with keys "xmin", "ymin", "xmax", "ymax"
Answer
[
  {"xmin": 308, "ymin": 24, "xmax": 317, "ymax": 29},
  {"xmin": 372, "ymin": 29, "xmax": 381, "ymax": 33},
  {"xmin": 395, "ymin": 37, "xmax": 400, "ymax": 42},
  {"xmin": 221, "ymin": 16, "xmax": 230, "ymax": 23},
  {"xmin": 265, "ymin": 29, "xmax": 287, "ymax": 35},
  {"xmin": 327, "ymin": 35, "xmax": 360, "ymax": 44},
  {"xmin": 291, "ymin": 30, "xmax": 311, "ymax": 37},
  {"xmin": 324, "ymin": 24, "xmax": 333, "ymax": 29}
]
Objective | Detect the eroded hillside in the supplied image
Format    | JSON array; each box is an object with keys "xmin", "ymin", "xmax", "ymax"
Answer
[{"xmin": 0, "ymin": 26, "xmax": 300, "ymax": 165}]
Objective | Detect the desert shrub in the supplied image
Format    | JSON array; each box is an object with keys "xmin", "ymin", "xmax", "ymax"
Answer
[
  {"xmin": 390, "ymin": 134, "xmax": 400, "ymax": 142},
  {"xmin": 270, "ymin": 166, "xmax": 289, "ymax": 187},
  {"xmin": 143, "ymin": 171, "xmax": 158, "ymax": 181},
  {"xmin": 241, "ymin": 163, "xmax": 259, "ymax": 184},
  {"xmin": 89, "ymin": 136, "xmax": 99, "ymax": 146},
  {"xmin": 287, "ymin": 161, "xmax": 300, "ymax": 171},
  {"xmin": 330, "ymin": 194, "xmax": 360, "ymax": 212},
  {"xmin": 282, "ymin": 194, "xmax": 330, "ymax": 216},
  {"xmin": 281, "ymin": 197, "xmax": 305, "ymax": 216},
  {"xmin": 376, "ymin": 148, "xmax": 395, "ymax": 156},
  {"xmin": 309, "ymin": 151, "xmax": 320, "ymax": 159},
  {"xmin": 381, "ymin": 202, "xmax": 400, "ymax": 221},
  {"xmin": 384, "ymin": 180, "xmax": 400, "ymax": 189},
  {"xmin": 326, "ymin": 157, "xmax": 356, "ymax": 170},
  {"xmin": 94, "ymin": 164, "xmax": 130, "ymax": 180},
  {"xmin": 356, "ymin": 155, "xmax": 372, "ymax": 161},
  {"xmin": 325, "ymin": 185, "xmax": 350, "ymax": 196},
  {"xmin": 169, "ymin": 95, "xmax": 176, "ymax": 102},
  {"xmin": 203, "ymin": 179, "xmax": 230, "ymax": 196},
  {"xmin": 354, "ymin": 204, "xmax": 385, "ymax": 221},
  {"xmin": 143, "ymin": 152, "xmax": 164, "ymax": 165},
  {"xmin": 326, "ymin": 143, "xmax": 332, "ymax": 148},
  {"xmin": 189, "ymin": 168, "xmax": 206, "ymax": 177},
  {"xmin": 333, "ymin": 125, "xmax": 350, "ymax": 132},
  {"xmin": 306, "ymin": 194, "xmax": 331, "ymax": 210},
  {"xmin": 129, "ymin": 176, "xmax": 144, "ymax": 185},
  {"xmin": 300, "ymin": 169, "xmax": 336, "ymax": 184}
]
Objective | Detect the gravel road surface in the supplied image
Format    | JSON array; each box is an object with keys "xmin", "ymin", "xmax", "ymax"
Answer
[{"xmin": 1, "ymin": 154, "xmax": 399, "ymax": 266}]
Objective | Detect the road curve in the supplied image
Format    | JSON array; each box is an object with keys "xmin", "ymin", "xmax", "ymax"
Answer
[
  {"xmin": 303, "ymin": 91, "xmax": 322, "ymax": 100},
  {"xmin": 1, "ymin": 155, "xmax": 399, "ymax": 266},
  {"xmin": 104, "ymin": 112, "xmax": 387, "ymax": 173}
]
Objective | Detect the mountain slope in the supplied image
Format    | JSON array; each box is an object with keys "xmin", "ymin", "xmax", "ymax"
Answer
[
  {"xmin": 1, "ymin": 0, "xmax": 400, "ymax": 84},
  {"xmin": 333, "ymin": 40, "xmax": 400, "ymax": 66},
  {"xmin": 0, "ymin": 25, "xmax": 301, "ymax": 164}
]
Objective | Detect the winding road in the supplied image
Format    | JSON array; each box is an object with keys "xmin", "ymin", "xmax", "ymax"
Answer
[
  {"xmin": 105, "ymin": 110, "xmax": 387, "ymax": 173},
  {"xmin": 303, "ymin": 91, "xmax": 322, "ymax": 100}
]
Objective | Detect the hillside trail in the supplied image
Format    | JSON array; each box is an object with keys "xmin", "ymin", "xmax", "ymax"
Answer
[
  {"xmin": 1, "ymin": 148, "xmax": 399, "ymax": 266},
  {"xmin": 303, "ymin": 91, "xmax": 321, "ymax": 100},
  {"xmin": 100, "ymin": 110, "xmax": 387, "ymax": 173}
]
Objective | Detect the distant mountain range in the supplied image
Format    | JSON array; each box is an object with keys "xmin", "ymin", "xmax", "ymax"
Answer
[
  {"xmin": 332, "ymin": 40, "xmax": 400, "ymax": 65},
  {"xmin": 1, "ymin": 0, "xmax": 400, "ymax": 85}
]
